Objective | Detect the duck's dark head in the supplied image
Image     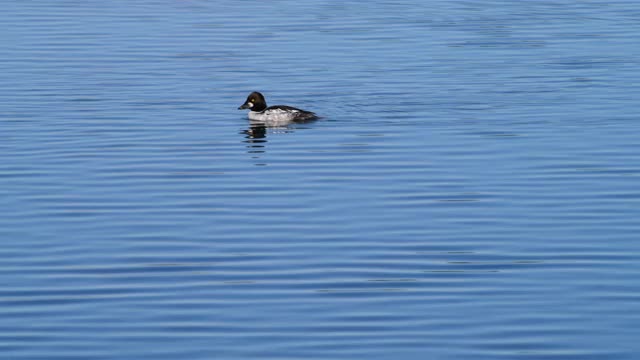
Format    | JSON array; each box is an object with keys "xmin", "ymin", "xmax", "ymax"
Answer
[{"xmin": 238, "ymin": 91, "xmax": 267, "ymax": 112}]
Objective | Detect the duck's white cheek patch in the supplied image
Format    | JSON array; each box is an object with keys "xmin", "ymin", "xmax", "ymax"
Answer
[{"xmin": 247, "ymin": 102, "xmax": 253, "ymax": 108}]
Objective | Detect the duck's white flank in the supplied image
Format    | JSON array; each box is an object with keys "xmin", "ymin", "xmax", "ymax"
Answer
[{"xmin": 249, "ymin": 108, "xmax": 302, "ymax": 122}]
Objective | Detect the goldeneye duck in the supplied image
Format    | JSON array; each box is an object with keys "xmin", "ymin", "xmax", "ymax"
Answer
[{"xmin": 238, "ymin": 91, "xmax": 318, "ymax": 122}]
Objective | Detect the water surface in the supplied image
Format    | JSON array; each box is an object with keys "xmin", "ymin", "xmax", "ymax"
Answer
[{"xmin": 2, "ymin": 1, "xmax": 640, "ymax": 359}]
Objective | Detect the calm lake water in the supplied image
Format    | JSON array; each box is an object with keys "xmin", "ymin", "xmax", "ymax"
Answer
[{"xmin": 2, "ymin": 1, "xmax": 640, "ymax": 359}]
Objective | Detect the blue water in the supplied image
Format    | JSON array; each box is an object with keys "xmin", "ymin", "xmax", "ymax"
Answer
[{"xmin": 2, "ymin": 1, "xmax": 640, "ymax": 359}]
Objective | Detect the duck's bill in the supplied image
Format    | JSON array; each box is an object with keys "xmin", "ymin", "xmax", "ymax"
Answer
[{"xmin": 238, "ymin": 103, "xmax": 251, "ymax": 110}]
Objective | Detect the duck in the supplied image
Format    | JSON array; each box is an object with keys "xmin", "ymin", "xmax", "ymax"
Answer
[{"xmin": 238, "ymin": 91, "xmax": 318, "ymax": 122}]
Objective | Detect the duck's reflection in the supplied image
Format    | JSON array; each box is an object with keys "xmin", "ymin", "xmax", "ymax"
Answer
[
  {"xmin": 241, "ymin": 119, "xmax": 317, "ymax": 161},
  {"xmin": 243, "ymin": 124, "xmax": 267, "ymax": 143}
]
